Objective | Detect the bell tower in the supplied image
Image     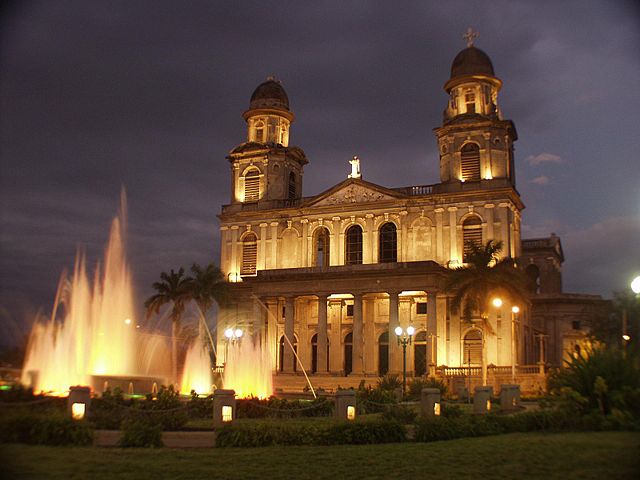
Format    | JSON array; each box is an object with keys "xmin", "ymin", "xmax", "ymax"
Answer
[
  {"xmin": 434, "ymin": 30, "xmax": 517, "ymax": 186},
  {"xmin": 227, "ymin": 77, "xmax": 308, "ymax": 206}
]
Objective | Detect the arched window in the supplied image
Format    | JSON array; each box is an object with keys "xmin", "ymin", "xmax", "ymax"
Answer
[
  {"xmin": 345, "ymin": 225, "xmax": 363, "ymax": 265},
  {"xmin": 311, "ymin": 333, "xmax": 329, "ymax": 374},
  {"xmin": 288, "ymin": 171, "xmax": 296, "ymax": 200},
  {"xmin": 244, "ymin": 169, "xmax": 260, "ymax": 202},
  {"xmin": 254, "ymin": 121, "xmax": 265, "ymax": 143},
  {"xmin": 462, "ymin": 216, "xmax": 482, "ymax": 262},
  {"xmin": 460, "ymin": 143, "xmax": 480, "ymax": 181},
  {"xmin": 343, "ymin": 332, "xmax": 353, "ymax": 376},
  {"xmin": 414, "ymin": 331, "xmax": 427, "ymax": 377},
  {"xmin": 241, "ymin": 233, "xmax": 257, "ymax": 275},
  {"xmin": 279, "ymin": 335, "xmax": 297, "ymax": 372},
  {"xmin": 378, "ymin": 332, "xmax": 389, "ymax": 376},
  {"xmin": 526, "ymin": 264, "xmax": 540, "ymax": 294},
  {"xmin": 462, "ymin": 330, "xmax": 483, "ymax": 366},
  {"xmin": 379, "ymin": 223, "xmax": 397, "ymax": 263},
  {"xmin": 314, "ymin": 228, "xmax": 330, "ymax": 268}
]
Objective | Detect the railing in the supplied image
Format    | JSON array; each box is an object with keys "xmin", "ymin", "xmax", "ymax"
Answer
[
  {"xmin": 394, "ymin": 184, "xmax": 434, "ymax": 196},
  {"xmin": 437, "ymin": 365, "xmax": 542, "ymax": 377}
]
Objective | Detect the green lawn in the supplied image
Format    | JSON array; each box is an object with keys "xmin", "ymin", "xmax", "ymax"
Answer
[{"xmin": 2, "ymin": 432, "xmax": 639, "ymax": 479}]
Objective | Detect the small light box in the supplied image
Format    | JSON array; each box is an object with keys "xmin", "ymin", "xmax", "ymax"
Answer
[
  {"xmin": 347, "ymin": 405, "xmax": 355, "ymax": 420},
  {"xmin": 222, "ymin": 405, "xmax": 233, "ymax": 422},
  {"xmin": 512, "ymin": 398, "xmax": 517, "ymax": 407},
  {"xmin": 434, "ymin": 402, "xmax": 441, "ymax": 416},
  {"xmin": 486, "ymin": 400, "xmax": 491, "ymax": 411},
  {"xmin": 71, "ymin": 402, "xmax": 86, "ymax": 420}
]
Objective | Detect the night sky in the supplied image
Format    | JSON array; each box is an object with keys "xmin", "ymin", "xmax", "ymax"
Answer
[{"xmin": 1, "ymin": 1, "xmax": 639, "ymax": 343}]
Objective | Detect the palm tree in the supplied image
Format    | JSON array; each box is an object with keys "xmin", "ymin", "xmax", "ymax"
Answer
[
  {"xmin": 145, "ymin": 268, "xmax": 191, "ymax": 385},
  {"xmin": 188, "ymin": 262, "xmax": 228, "ymax": 362},
  {"xmin": 444, "ymin": 240, "xmax": 529, "ymax": 384}
]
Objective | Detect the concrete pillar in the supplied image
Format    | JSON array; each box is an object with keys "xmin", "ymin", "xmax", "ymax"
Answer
[
  {"xmin": 473, "ymin": 386, "xmax": 493, "ymax": 414},
  {"xmin": 68, "ymin": 386, "xmax": 91, "ymax": 420},
  {"xmin": 334, "ymin": 390, "xmax": 357, "ymax": 421},
  {"xmin": 388, "ymin": 292, "xmax": 401, "ymax": 373},
  {"xmin": 329, "ymin": 300, "xmax": 343, "ymax": 373},
  {"xmin": 435, "ymin": 208, "xmax": 444, "ymax": 263},
  {"xmin": 283, "ymin": 297, "xmax": 295, "ymax": 372},
  {"xmin": 484, "ymin": 204, "xmax": 495, "ymax": 241},
  {"xmin": 230, "ymin": 225, "xmax": 239, "ymax": 276},
  {"xmin": 448, "ymin": 207, "xmax": 458, "ymax": 263},
  {"xmin": 269, "ymin": 222, "xmax": 278, "ymax": 268},
  {"xmin": 427, "ymin": 293, "xmax": 438, "ymax": 375},
  {"xmin": 213, "ymin": 389, "xmax": 236, "ymax": 428},
  {"xmin": 317, "ymin": 295, "xmax": 328, "ymax": 373},
  {"xmin": 420, "ymin": 388, "xmax": 441, "ymax": 417},
  {"xmin": 259, "ymin": 223, "xmax": 268, "ymax": 270},
  {"xmin": 352, "ymin": 293, "xmax": 364, "ymax": 374},
  {"xmin": 500, "ymin": 384, "xmax": 520, "ymax": 411}
]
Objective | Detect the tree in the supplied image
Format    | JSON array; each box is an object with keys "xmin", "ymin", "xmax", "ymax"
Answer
[
  {"xmin": 444, "ymin": 240, "xmax": 529, "ymax": 384},
  {"xmin": 188, "ymin": 263, "xmax": 228, "ymax": 361},
  {"xmin": 144, "ymin": 268, "xmax": 191, "ymax": 385}
]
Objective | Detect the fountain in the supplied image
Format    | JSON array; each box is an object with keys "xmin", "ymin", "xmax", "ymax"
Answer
[
  {"xmin": 180, "ymin": 338, "xmax": 214, "ymax": 395},
  {"xmin": 223, "ymin": 336, "xmax": 273, "ymax": 399},
  {"xmin": 20, "ymin": 194, "xmax": 169, "ymax": 395}
]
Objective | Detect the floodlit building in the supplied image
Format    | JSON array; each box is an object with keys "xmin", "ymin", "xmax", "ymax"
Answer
[{"xmin": 216, "ymin": 38, "xmax": 606, "ymax": 392}]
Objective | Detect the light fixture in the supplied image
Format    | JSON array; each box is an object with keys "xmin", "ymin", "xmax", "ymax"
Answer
[
  {"xmin": 492, "ymin": 298, "xmax": 503, "ymax": 308},
  {"xmin": 224, "ymin": 328, "xmax": 234, "ymax": 339},
  {"xmin": 222, "ymin": 405, "xmax": 233, "ymax": 422},
  {"xmin": 631, "ymin": 276, "xmax": 640, "ymax": 294},
  {"xmin": 347, "ymin": 405, "xmax": 356, "ymax": 420},
  {"xmin": 622, "ymin": 334, "xmax": 631, "ymax": 341},
  {"xmin": 71, "ymin": 403, "xmax": 86, "ymax": 420},
  {"xmin": 511, "ymin": 306, "xmax": 520, "ymax": 314},
  {"xmin": 394, "ymin": 326, "xmax": 403, "ymax": 336},
  {"xmin": 406, "ymin": 325, "xmax": 416, "ymax": 336},
  {"xmin": 234, "ymin": 328, "xmax": 243, "ymax": 338}
]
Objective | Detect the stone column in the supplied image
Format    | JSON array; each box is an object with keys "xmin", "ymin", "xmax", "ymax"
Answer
[
  {"xmin": 448, "ymin": 207, "xmax": 458, "ymax": 263},
  {"xmin": 352, "ymin": 293, "xmax": 364, "ymax": 374},
  {"xmin": 301, "ymin": 219, "xmax": 309, "ymax": 267},
  {"xmin": 365, "ymin": 214, "xmax": 374, "ymax": 263},
  {"xmin": 427, "ymin": 292, "xmax": 438, "ymax": 375},
  {"xmin": 435, "ymin": 208, "xmax": 444, "ymax": 263},
  {"xmin": 269, "ymin": 222, "xmax": 279, "ymax": 268},
  {"xmin": 317, "ymin": 295, "xmax": 329, "ymax": 373},
  {"xmin": 259, "ymin": 223, "xmax": 268, "ymax": 270},
  {"xmin": 484, "ymin": 204, "xmax": 495, "ymax": 242},
  {"xmin": 283, "ymin": 296, "xmax": 295, "ymax": 372},
  {"xmin": 230, "ymin": 226, "xmax": 239, "ymax": 274},
  {"xmin": 388, "ymin": 292, "xmax": 401, "ymax": 373},
  {"xmin": 498, "ymin": 203, "xmax": 510, "ymax": 257},
  {"xmin": 328, "ymin": 299, "xmax": 343, "ymax": 373}
]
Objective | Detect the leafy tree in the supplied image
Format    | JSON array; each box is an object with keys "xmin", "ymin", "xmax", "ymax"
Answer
[
  {"xmin": 444, "ymin": 240, "xmax": 529, "ymax": 383},
  {"xmin": 144, "ymin": 268, "xmax": 191, "ymax": 384},
  {"xmin": 188, "ymin": 263, "xmax": 228, "ymax": 361}
]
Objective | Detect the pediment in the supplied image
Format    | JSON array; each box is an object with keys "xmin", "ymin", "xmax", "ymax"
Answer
[{"xmin": 309, "ymin": 180, "xmax": 402, "ymax": 207}]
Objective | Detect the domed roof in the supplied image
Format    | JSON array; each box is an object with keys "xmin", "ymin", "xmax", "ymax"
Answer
[
  {"xmin": 249, "ymin": 78, "xmax": 290, "ymax": 111},
  {"xmin": 450, "ymin": 46, "xmax": 495, "ymax": 79}
]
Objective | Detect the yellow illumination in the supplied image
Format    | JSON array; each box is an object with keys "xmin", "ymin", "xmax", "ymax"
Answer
[
  {"xmin": 347, "ymin": 405, "xmax": 355, "ymax": 420},
  {"xmin": 492, "ymin": 298, "xmax": 503, "ymax": 308},
  {"xmin": 222, "ymin": 405, "xmax": 233, "ymax": 422},
  {"xmin": 71, "ymin": 402, "xmax": 86, "ymax": 420},
  {"xmin": 511, "ymin": 306, "xmax": 520, "ymax": 314},
  {"xmin": 434, "ymin": 402, "xmax": 441, "ymax": 416},
  {"xmin": 622, "ymin": 334, "xmax": 631, "ymax": 341},
  {"xmin": 631, "ymin": 276, "xmax": 640, "ymax": 294},
  {"xmin": 486, "ymin": 400, "xmax": 491, "ymax": 411}
]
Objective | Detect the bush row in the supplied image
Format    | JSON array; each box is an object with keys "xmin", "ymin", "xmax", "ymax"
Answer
[
  {"xmin": 215, "ymin": 419, "xmax": 405, "ymax": 447},
  {"xmin": 0, "ymin": 412, "xmax": 93, "ymax": 446}
]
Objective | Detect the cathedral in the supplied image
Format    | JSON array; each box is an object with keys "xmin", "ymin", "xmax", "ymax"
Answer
[{"xmin": 216, "ymin": 38, "xmax": 608, "ymax": 393}]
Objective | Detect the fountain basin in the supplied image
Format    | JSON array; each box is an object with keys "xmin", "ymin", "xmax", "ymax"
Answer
[{"xmin": 91, "ymin": 374, "xmax": 168, "ymax": 396}]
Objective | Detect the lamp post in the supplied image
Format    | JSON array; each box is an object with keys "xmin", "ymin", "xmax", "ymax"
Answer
[
  {"xmin": 223, "ymin": 327, "xmax": 243, "ymax": 363},
  {"xmin": 624, "ymin": 275, "xmax": 640, "ymax": 346},
  {"xmin": 395, "ymin": 325, "xmax": 415, "ymax": 398},
  {"xmin": 511, "ymin": 306, "xmax": 519, "ymax": 382}
]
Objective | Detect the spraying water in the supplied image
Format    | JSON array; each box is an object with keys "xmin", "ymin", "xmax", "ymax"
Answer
[
  {"xmin": 223, "ymin": 335, "xmax": 273, "ymax": 399},
  {"xmin": 20, "ymin": 193, "xmax": 170, "ymax": 394}
]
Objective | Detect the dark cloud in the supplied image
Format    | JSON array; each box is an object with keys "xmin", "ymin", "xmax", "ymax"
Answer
[{"xmin": 2, "ymin": 1, "xmax": 639, "ymax": 338}]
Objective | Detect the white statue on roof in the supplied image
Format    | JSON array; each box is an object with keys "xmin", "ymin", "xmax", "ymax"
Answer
[{"xmin": 348, "ymin": 155, "xmax": 361, "ymax": 179}]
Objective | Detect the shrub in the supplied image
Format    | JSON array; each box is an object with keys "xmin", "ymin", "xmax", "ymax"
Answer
[
  {"xmin": 407, "ymin": 377, "xmax": 448, "ymax": 400},
  {"xmin": 90, "ymin": 387, "xmax": 130, "ymax": 429},
  {"xmin": 356, "ymin": 385, "xmax": 396, "ymax": 414},
  {"xmin": 441, "ymin": 403, "xmax": 464, "ymax": 418},
  {"xmin": 0, "ymin": 412, "xmax": 93, "ymax": 446},
  {"xmin": 187, "ymin": 391, "xmax": 213, "ymax": 418},
  {"xmin": 322, "ymin": 420, "xmax": 406, "ymax": 445},
  {"xmin": 382, "ymin": 403, "xmax": 417, "ymax": 424},
  {"xmin": 215, "ymin": 419, "xmax": 406, "ymax": 447},
  {"xmin": 377, "ymin": 374, "xmax": 402, "ymax": 392},
  {"xmin": 548, "ymin": 345, "xmax": 640, "ymax": 415},
  {"xmin": 118, "ymin": 417, "xmax": 163, "ymax": 448},
  {"xmin": 236, "ymin": 396, "xmax": 333, "ymax": 419}
]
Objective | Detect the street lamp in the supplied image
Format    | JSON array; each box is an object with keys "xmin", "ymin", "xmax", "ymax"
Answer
[
  {"xmin": 622, "ymin": 276, "xmax": 640, "ymax": 345},
  {"xmin": 395, "ymin": 325, "xmax": 415, "ymax": 398},
  {"xmin": 224, "ymin": 327, "xmax": 243, "ymax": 363}
]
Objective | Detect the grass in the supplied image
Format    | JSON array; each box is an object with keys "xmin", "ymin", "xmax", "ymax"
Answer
[{"xmin": 1, "ymin": 431, "xmax": 639, "ymax": 479}]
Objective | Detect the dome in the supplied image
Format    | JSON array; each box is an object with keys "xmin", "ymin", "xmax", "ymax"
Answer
[
  {"xmin": 450, "ymin": 46, "xmax": 495, "ymax": 79},
  {"xmin": 249, "ymin": 78, "xmax": 290, "ymax": 111}
]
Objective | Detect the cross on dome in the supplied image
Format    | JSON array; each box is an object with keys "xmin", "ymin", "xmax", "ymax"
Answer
[{"xmin": 463, "ymin": 27, "xmax": 479, "ymax": 47}]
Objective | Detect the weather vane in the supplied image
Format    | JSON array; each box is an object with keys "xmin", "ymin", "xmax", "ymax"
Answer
[
  {"xmin": 348, "ymin": 155, "xmax": 361, "ymax": 179},
  {"xmin": 463, "ymin": 27, "xmax": 479, "ymax": 47}
]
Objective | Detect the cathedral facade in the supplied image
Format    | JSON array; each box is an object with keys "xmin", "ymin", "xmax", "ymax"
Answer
[{"xmin": 216, "ymin": 41, "xmax": 605, "ymax": 392}]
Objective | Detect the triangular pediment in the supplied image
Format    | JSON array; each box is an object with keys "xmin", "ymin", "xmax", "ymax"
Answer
[{"xmin": 308, "ymin": 178, "xmax": 404, "ymax": 207}]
